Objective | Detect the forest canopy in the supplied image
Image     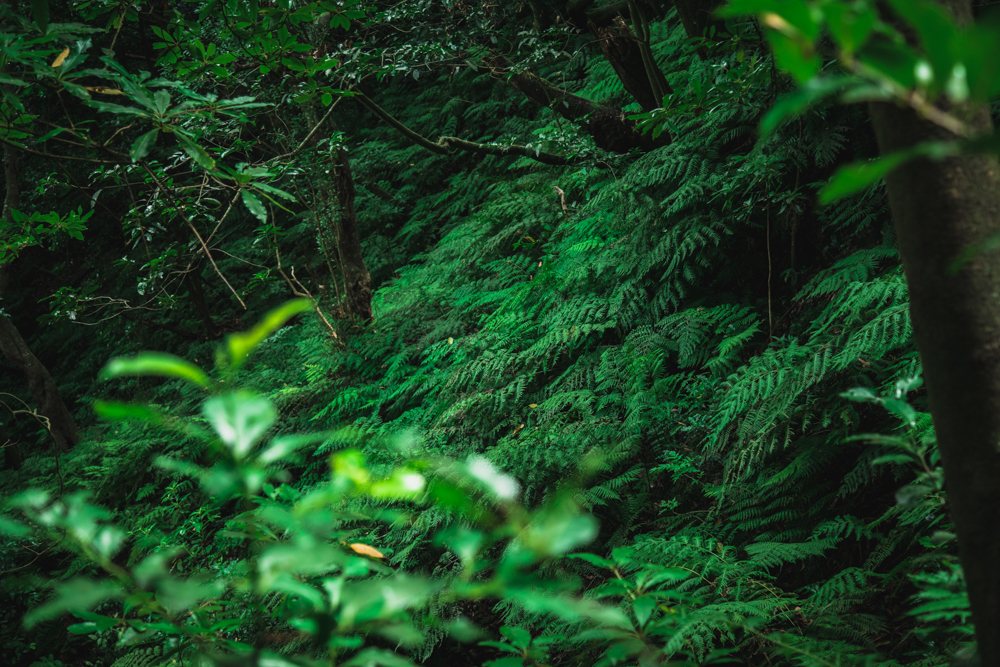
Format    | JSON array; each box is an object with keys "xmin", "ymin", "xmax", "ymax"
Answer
[{"xmin": 2, "ymin": 0, "xmax": 999, "ymax": 666}]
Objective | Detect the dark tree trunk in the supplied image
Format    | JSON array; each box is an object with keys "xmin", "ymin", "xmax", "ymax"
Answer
[
  {"xmin": 0, "ymin": 145, "xmax": 79, "ymax": 453},
  {"xmin": 0, "ymin": 314, "xmax": 79, "ymax": 453},
  {"xmin": 302, "ymin": 106, "xmax": 373, "ymax": 323},
  {"xmin": 327, "ymin": 122, "xmax": 373, "ymax": 323},
  {"xmin": 589, "ymin": 18, "xmax": 663, "ymax": 111},
  {"xmin": 672, "ymin": 0, "xmax": 727, "ymax": 43},
  {"xmin": 868, "ymin": 0, "xmax": 1000, "ymax": 658}
]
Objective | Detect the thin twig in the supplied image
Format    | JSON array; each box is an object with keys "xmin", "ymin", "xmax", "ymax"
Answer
[{"xmin": 141, "ymin": 162, "xmax": 247, "ymax": 310}]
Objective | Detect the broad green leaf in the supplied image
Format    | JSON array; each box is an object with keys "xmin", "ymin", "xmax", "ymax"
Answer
[
  {"xmin": 823, "ymin": 3, "xmax": 876, "ymax": 55},
  {"xmin": 35, "ymin": 127, "xmax": 67, "ymax": 143},
  {"xmin": 24, "ymin": 578, "xmax": 121, "ymax": 628},
  {"xmin": 500, "ymin": 626, "xmax": 531, "ymax": 649},
  {"xmin": 130, "ymin": 129, "xmax": 158, "ymax": 162},
  {"xmin": 872, "ymin": 454, "xmax": 916, "ymax": 466},
  {"xmin": 202, "ymin": 391, "xmax": 276, "ymax": 459},
  {"xmin": 368, "ymin": 467, "xmax": 426, "ymax": 499},
  {"xmin": 896, "ymin": 483, "xmax": 933, "ymax": 508},
  {"xmin": 99, "ymin": 353, "xmax": 211, "ymax": 387},
  {"xmin": 258, "ymin": 431, "xmax": 332, "ymax": 465},
  {"xmin": 883, "ymin": 398, "xmax": 918, "ymax": 426},
  {"xmin": 884, "ymin": 0, "xmax": 960, "ymax": 93},
  {"xmin": 223, "ymin": 298, "xmax": 311, "ymax": 370},
  {"xmin": 479, "ymin": 641, "xmax": 522, "ymax": 655},
  {"xmin": 68, "ymin": 610, "xmax": 119, "ymax": 635},
  {"xmin": 767, "ymin": 31, "xmax": 820, "ymax": 84},
  {"xmin": 820, "ymin": 151, "xmax": 914, "ymax": 204},
  {"xmin": 252, "ymin": 182, "xmax": 298, "ymax": 201},
  {"xmin": 962, "ymin": 20, "xmax": 1000, "ymax": 102},
  {"xmin": 0, "ymin": 74, "xmax": 29, "ymax": 86},
  {"xmin": 152, "ymin": 89, "xmax": 171, "ymax": 115},
  {"xmin": 87, "ymin": 101, "xmax": 148, "ymax": 117},
  {"xmin": 633, "ymin": 596, "xmax": 656, "ymax": 628},
  {"xmin": 0, "ymin": 515, "xmax": 31, "ymax": 537},
  {"xmin": 31, "ymin": 0, "xmax": 50, "ymax": 34},
  {"xmin": 717, "ymin": 0, "xmax": 784, "ymax": 19},
  {"xmin": 63, "ymin": 81, "xmax": 92, "ymax": 101},
  {"xmin": 524, "ymin": 513, "xmax": 598, "ymax": 555},
  {"xmin": 466, "ymin": 455, "xmax": 520, "ymax": 499},
  {"xmin": 760, "ymin": 76, "xmax": 852, "ymax": 136},
  {"xmin": 841, "ymin": 387, "xmax": 878, "ymax": 402},
  {"xmin": 895, "ymin": 376, "xmax": 924, "ymax": 396},
  {"xmin": 566, "ymin": 553, "xmax": 614, "ymax": 568},
  {"xmin": 856, "ymin": 37, "xmax": 921, "ymax": 91},
  {"xmin": 175, "ymin": 131, "xmax": 216, "ymax": 170},
  {"xmin": 242, "ymin": 190, "xmax": 267, "ymax": 223}
]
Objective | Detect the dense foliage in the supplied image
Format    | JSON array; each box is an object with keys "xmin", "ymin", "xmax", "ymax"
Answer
[{"xmin": 0, "ymin": 0, "xmax": 989, "ymax": 666}]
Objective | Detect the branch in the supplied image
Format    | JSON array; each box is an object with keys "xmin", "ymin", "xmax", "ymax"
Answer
[
  {"xmin": 0, "ymin": 137, "xmax": 124, "ymax": 165},
  {"xmin": 140, "ymin": 163, "xmax": 248, "ymax": 311},
  {"xmin": 354, "ymin": 92, "xmax": 574, "ymax": 165},
  {"xmin": 438, "ymin": 136, "xmax": 570, "ymax": 165},
  {"xmin": 354, "ymin": 93, "xmax": 450, "ymax": 154}
]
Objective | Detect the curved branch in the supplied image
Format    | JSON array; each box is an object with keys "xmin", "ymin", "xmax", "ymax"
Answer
[
  {"xmin": 437, "ymin": 136, "xmax": 570, "ymax": 165},
  {"xmin": 354, "ymin": 93, "xmax": 574, "ymax": 165},
  {"xmin": 353, "ymin": 93, "xmax": 450, "ymax": 155}
]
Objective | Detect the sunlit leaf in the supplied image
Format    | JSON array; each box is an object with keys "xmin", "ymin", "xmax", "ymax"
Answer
[
  {"xmin": 223, "ymin": 299, "xmax": 311, "ymax": 370},
  {"xmin": 202, "ymin": 391, "xmax": 276, "ymax": 459},
  {"xmin": 99, "ymin": 353, "xmax": 211, "ymax": 387}
]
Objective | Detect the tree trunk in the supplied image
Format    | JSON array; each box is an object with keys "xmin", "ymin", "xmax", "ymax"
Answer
[
  {"xmin": 589, "ymin": 18, "xmax": 664, "ymax": 111},
  {"xmin": 672, "ymin": 0, "xmax": 727, "ymax": 43},
  {"xmin": 326, "ymin": 121, "xmax": 373, "ymax": 323},
  {"xmin": 302, "ymin": 106, "xmax": 373, "ymax": 323},
  {"xmin": 0, "ymin": 313, "xmax": 79, "ymax": 453},
  {"xmin": 868, "ymin": 0, "xmax": 1000, "ymax": 658},
  {"xmin": 1, "ymin": 145, "xmax": 79, "ymax": 453}
]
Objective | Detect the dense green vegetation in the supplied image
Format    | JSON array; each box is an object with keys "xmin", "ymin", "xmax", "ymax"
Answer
[{"xmin": 1, "ymin": 0, "xmax": 997, "ymax": 665}]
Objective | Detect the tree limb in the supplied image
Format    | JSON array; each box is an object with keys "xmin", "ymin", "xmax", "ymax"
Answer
[{"xmin": 353, "ymin": 92, "xmax": 574, "ymax": 165}]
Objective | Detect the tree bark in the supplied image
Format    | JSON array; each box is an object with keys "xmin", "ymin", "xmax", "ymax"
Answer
[
  {"xmin": 672, "ymin": 0, "xmax": 727, "ymax": 44},
  {"xmin": 0, "ymin": 314, "xmax": 79, "ymax": 453},
  {"xmin": 589, "ymin": 18, "xmax": 664, "ymax": 111},
  {"xmin": 867, "ymin": 0, "xmax": 1000, "ymax": 658},
  {"xmin": 326, "ymin": 121, "xmax": 373, "ymax": 323},
  {"xmin": 302, "ymin": 106, "xmax": 373, "ymax": 323},
  {"xmin": 0, "ymin": 145, "xmax": 79, "ymax": 453}
]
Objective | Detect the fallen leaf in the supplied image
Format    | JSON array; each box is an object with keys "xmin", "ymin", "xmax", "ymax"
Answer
[
  {"xmin": 51, "ymin": 48, "xmax": 70, "ymax": 68},
  {"xmin": 84, "ymin": 86, "xmax": 125, "ymax": 95},
  {"xmin": 349, "ymin": 543, "xmax": 385, "ymax": 559}
]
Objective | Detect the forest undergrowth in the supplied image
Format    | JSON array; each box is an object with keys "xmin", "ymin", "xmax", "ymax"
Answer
[{"xmin": 0, "ymin": 8, "xmax": 972, "ymax": 667}]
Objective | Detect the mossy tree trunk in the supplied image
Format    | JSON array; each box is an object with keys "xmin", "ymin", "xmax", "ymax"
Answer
[{"xmin": 868, "ymin": 0, "xmax": 1000, "ymax": 657}]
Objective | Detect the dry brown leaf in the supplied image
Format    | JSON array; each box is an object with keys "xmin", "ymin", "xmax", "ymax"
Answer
[
  {"xmin": 349, "ymin": 543, "xmax": 385, "ymax": 559},
  {"xmin": 51, "ymin": 48, "xmax": 70, "ymax": 68},
  {"xmin": 84, "ymin": 86, "xmax": 125, "ymax": 95}
]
